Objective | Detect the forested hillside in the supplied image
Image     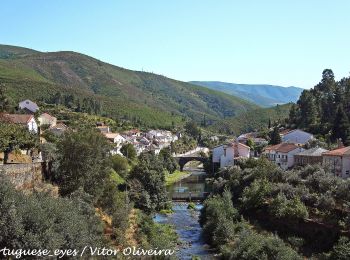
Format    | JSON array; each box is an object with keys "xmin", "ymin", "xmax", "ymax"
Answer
[
  {"xmin": 0, "ymin": 44, "xmax": 257, "ymax": 129},
  {"xmin": 210, "ymin": 103, "xmax": 292, "ymax": 135},
  {"xmin": 191, "ymin": 81, "xmax": 303, "ymax": 107},
  {"xmin": 289, "ymin": 69, "xmax": 350, "ymax": 144}
]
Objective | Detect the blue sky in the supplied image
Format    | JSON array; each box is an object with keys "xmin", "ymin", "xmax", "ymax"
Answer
[{"xmin": 1, "ymin": 1, "xmax": 350, "ymax": 88}]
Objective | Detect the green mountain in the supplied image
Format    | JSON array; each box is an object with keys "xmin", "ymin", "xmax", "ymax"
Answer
[
  {"xmin": 190, "ymin": 81, "xmax": 303, "ymax": 107},
  {"xmin": 210, "ymin": 103, "xmax": 292, "ymax": 135},
  {"xmin": 0, "ymin": 44, "xmax": 258, "ymax": 128}
]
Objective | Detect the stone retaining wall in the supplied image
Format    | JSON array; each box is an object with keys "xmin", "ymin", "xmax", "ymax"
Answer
[{"xmin": 0, "ymin": 163, "xmax": 43, "ymax": 190}]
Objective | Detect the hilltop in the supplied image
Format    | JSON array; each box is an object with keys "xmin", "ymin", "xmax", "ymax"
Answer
[
  {"xmin": 210, "ymin": 103, "xmax": 292, "ymax": 135},
  {"xmin": 190, "ymin": 81, "xmax": 303, "ymax": 107},
  {"xmin": 0, "ymin": 44, "xmax": 258, "ymax": 129}
]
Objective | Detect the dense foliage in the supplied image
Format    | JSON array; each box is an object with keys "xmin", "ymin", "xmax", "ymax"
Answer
[
  {"xmin": 0, "ymin": 177, "xmax": 106, "ymax": 250},
  {"xmin": 54, "ymin": 129, "xmax": 111, "ymax": 198},
  {"xmin": 201, "ymin": 158, "xmax": 350, "ymax": 258},
  {"xmin": 128, "ymin": 152, "xmax": 169, "ymax": 213},
  {"xmin": 0, "ymin": 121, "xmax": 38, "ymax": 152},
  {"xmin": 289, "ymin": 69, "xmax": 350, "ymax": 144}
]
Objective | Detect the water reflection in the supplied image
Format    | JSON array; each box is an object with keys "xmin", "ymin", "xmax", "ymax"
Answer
[
  {"xmin": 154, "ymin": 203, "xmax": 215, "ymax": 260},
  {"xmin": 154, "ymin": 168, "xmax": 216, "ymax": 259}
]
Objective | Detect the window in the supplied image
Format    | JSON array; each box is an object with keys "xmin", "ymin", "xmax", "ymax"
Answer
[{"xmin": 346, "ymin": 170, "xmax": 350, "ymax": 175}]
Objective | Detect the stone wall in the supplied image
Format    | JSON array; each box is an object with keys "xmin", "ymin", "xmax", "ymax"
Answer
[{"xmin": 0, "ymin": 163, "xmax": 43, "ymax": 190}]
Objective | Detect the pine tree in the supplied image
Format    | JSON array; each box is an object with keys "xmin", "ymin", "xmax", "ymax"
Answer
[
  {"xmin": 270, "ymin": 126, "xmax": 281, "ymax": 145},
  {"xmin": 332, "ymin": 105, "xmax": 350, "ymax": 145},
  {"xmin": 297, "ymin": 90, "xmax": 317, "ymax": 128}
]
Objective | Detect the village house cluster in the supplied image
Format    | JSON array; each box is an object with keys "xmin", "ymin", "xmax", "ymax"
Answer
[
  {"xmin": 96, "ymin": 123, "xmax": 179, "ymax": 156},
  {"xmin": 0, "ymin": 100, "xmax": 69, "ymax": 164},
  {"xmin": 213, "ymin": 127, "xmax": 350, "ymax": 179},
  {"xmin": 0, "ymin": 99, "xmax": 181, "ymax": 164}
]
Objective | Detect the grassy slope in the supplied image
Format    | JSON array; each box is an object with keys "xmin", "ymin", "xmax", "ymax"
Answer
[
  {"xmin": 210, "ymin": 103, "xmax": 292, "ymax": 135},
  {"xmin": 0, "ymin": 44, "xmax": 258, "ymax": 129}
]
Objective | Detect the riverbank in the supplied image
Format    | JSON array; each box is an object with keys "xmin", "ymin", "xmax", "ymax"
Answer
[
  {"xmin": 154, "ymin": 203, "xmax": 215, "ymax": 260},
  {"xmin": 165, "ymin": 170, "xmax": 191, "ymax": 186}
]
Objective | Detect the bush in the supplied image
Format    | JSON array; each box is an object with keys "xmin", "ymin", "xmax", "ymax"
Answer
[
  {"xmin": 0, "ymin": 178, "xmax": 105, "ymax": 250},
  {"xmin": 223, "ymin": 231, "xmax": 302, "ymax": 260},
  {"xmin": 269, "ymin": 193, "xmax": 309, "ymax": 220}
]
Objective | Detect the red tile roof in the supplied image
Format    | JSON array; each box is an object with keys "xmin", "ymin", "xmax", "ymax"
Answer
[
  {"xmin": 265, "ymin": 143, "xmax": 300, "ymax": 153},
  {"xmin": 322, "ymin": 146, "xmax": 350, "ymax": 156},
  {"xmin": 2, "ymin": 114, "xmax": 34, "ymax": 124}
]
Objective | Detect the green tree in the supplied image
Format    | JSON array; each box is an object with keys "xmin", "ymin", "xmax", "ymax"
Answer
[
  {"xmin": 269, "ymin": 126, "xmax": 281, "ymax": 145},
  {"xmin": 184, "ymin": 121, "xmax": 201, "ymax": 140},
  {"xmin": 330, "ymin": 236, "xmax": 350, "ymax": 260},
  {"xmin": 0, "ymin": 177, "xmax": 105, "ymax": 250},
  {"xmin": 332, "ymin": 105, "xmax": 350, "ymax": 145},
  {"xmin": 110, "ymin": 154, "xmax": 129, "ymax": 178},
  {"xmin": 246, "ymin": 138, "xmax": 255, "ymax": 150},
  {"xmin": 120, "ymin": 143, "xmax": 137, "ymax": 160},
  {"xmin": 297, "ymin": 90, "xmax": 317, "ymax": 128},
  {"xmin": 159, "ymin": 147, "xmax": 178, "ymax": 174},
  {"xmin": 240, "ymin": 179, "xmax": 272, "ymax": 210},
  {"xmin": 270, "ymin": 193, "xmax": 309, "ymax": 220},
  {"xmin": 226, "ymin": 231, "xmax": 302, "ymax": 260},
  {"xmin": 200, "ymin": 190, "xmax": 239, "ymax": 246},
  {"xmin": 128, "ymin": 152, "xmax": 168, "ymax": 212},
  {"xmin": 55, "ymin": 129, "xmax": 112, "ymax": 198},
  {"xmin": 0, "ymin": 122, "xmax": 38, "ymax": 152}
]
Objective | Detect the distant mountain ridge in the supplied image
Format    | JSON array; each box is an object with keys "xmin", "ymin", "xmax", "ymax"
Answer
[{"xmin": 190, "ymin": 81, "xmax": 304, "ymax": 107}]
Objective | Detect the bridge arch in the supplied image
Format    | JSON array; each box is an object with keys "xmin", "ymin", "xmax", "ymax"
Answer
[{"xmin": 176, "ymin": 156, "xmax": 207, "ymax": 171}]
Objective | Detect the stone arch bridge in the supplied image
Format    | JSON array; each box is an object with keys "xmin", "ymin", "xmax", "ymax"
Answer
[{"xmin": 175, "ymin": 156, "xmax": 208, "ymax": 171}]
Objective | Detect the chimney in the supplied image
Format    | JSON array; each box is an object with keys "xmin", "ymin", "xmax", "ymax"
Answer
[{"xmin": 337, "ymin": 138, "xmax": 344, "ymax": 148}]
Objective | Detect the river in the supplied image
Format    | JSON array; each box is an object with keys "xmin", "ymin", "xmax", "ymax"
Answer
[{"xmin": 154, "ymin": 167, "xmax": 216, "ymax": 260}]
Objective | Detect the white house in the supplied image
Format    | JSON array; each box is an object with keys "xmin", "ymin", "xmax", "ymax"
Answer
[
  {"xmin": 263, "ymin": 143, "xmax": 304, "ymax": 170},
  {"xmin": 212, "ymin": 141, "xmax": 250, "ymax": 168},
  {"xmin": 322, "ymin": 146, "xmax": 350, "ymax": 178},
  {"xmin": 18, "ymin": 99, "xmax": 39, "ymax": 113},
  {"xmin": 103, "ymin": 132, "xmax": 126, "ymax": 146},
  {"xmin": 281, "ymin": 129, "xmax": 314, "ymax": 145},
  {"xmin": 2, "ymin": 114, "xmax": 38, "ymax": 133},
  {"xmin": 38, "ymin": 113, "xmax": 57, "ymax": 127}
]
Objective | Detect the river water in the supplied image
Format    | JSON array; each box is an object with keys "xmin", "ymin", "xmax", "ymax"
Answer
[{"xmin": 154, "ymin": 168, "xmax": 216, "ymax": 260}]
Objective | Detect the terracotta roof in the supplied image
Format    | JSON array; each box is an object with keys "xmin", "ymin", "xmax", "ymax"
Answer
[
  {"xmin": 2, "ymin": 114, "xmax": 34, "ymax": 124},
  {"xmin": 237, "ymin": 142, "xmax": 250, "ymax": 149},
  {"xmin": 322, "ymin": 146, "xmax": 350, "ymax": 156},
  {"xmin": 103, "ymin": 132, "xmax": 120, "ymax": 139},
  {"xmin": 265, "ymin": 143, "xmax": 300, "ymax": 153}
]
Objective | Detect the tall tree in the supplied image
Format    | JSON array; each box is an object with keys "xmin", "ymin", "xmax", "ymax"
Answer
[
  {"xmin": 332, "ymin": 105, "xmax": 350, "ymax": 145},
  {"xmin": 297, "ymin": 90, "xmax": 317, "ymax": 128},
  {"xmin": 185, "ymin": 121, "xmax": 201, "ymax": 140},
  {"xmin": 120, "ymin": 143, "xmax": 137, "ymax": 160},
  {"xmin": 269, "ymin": 126, "xmax": 281, "ymax": 145},
  {"xmin": 55, "ymin": 129, "xmax": 112, "ymax": 198},
  {"xmin": 128, "ymin": 152, "xmax": 168, "ymax": 212}
]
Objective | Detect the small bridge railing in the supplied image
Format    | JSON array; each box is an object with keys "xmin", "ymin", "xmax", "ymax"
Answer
[{"xmin": 170, "ymin": 192, "xmax": 209, "ymax": 202}]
